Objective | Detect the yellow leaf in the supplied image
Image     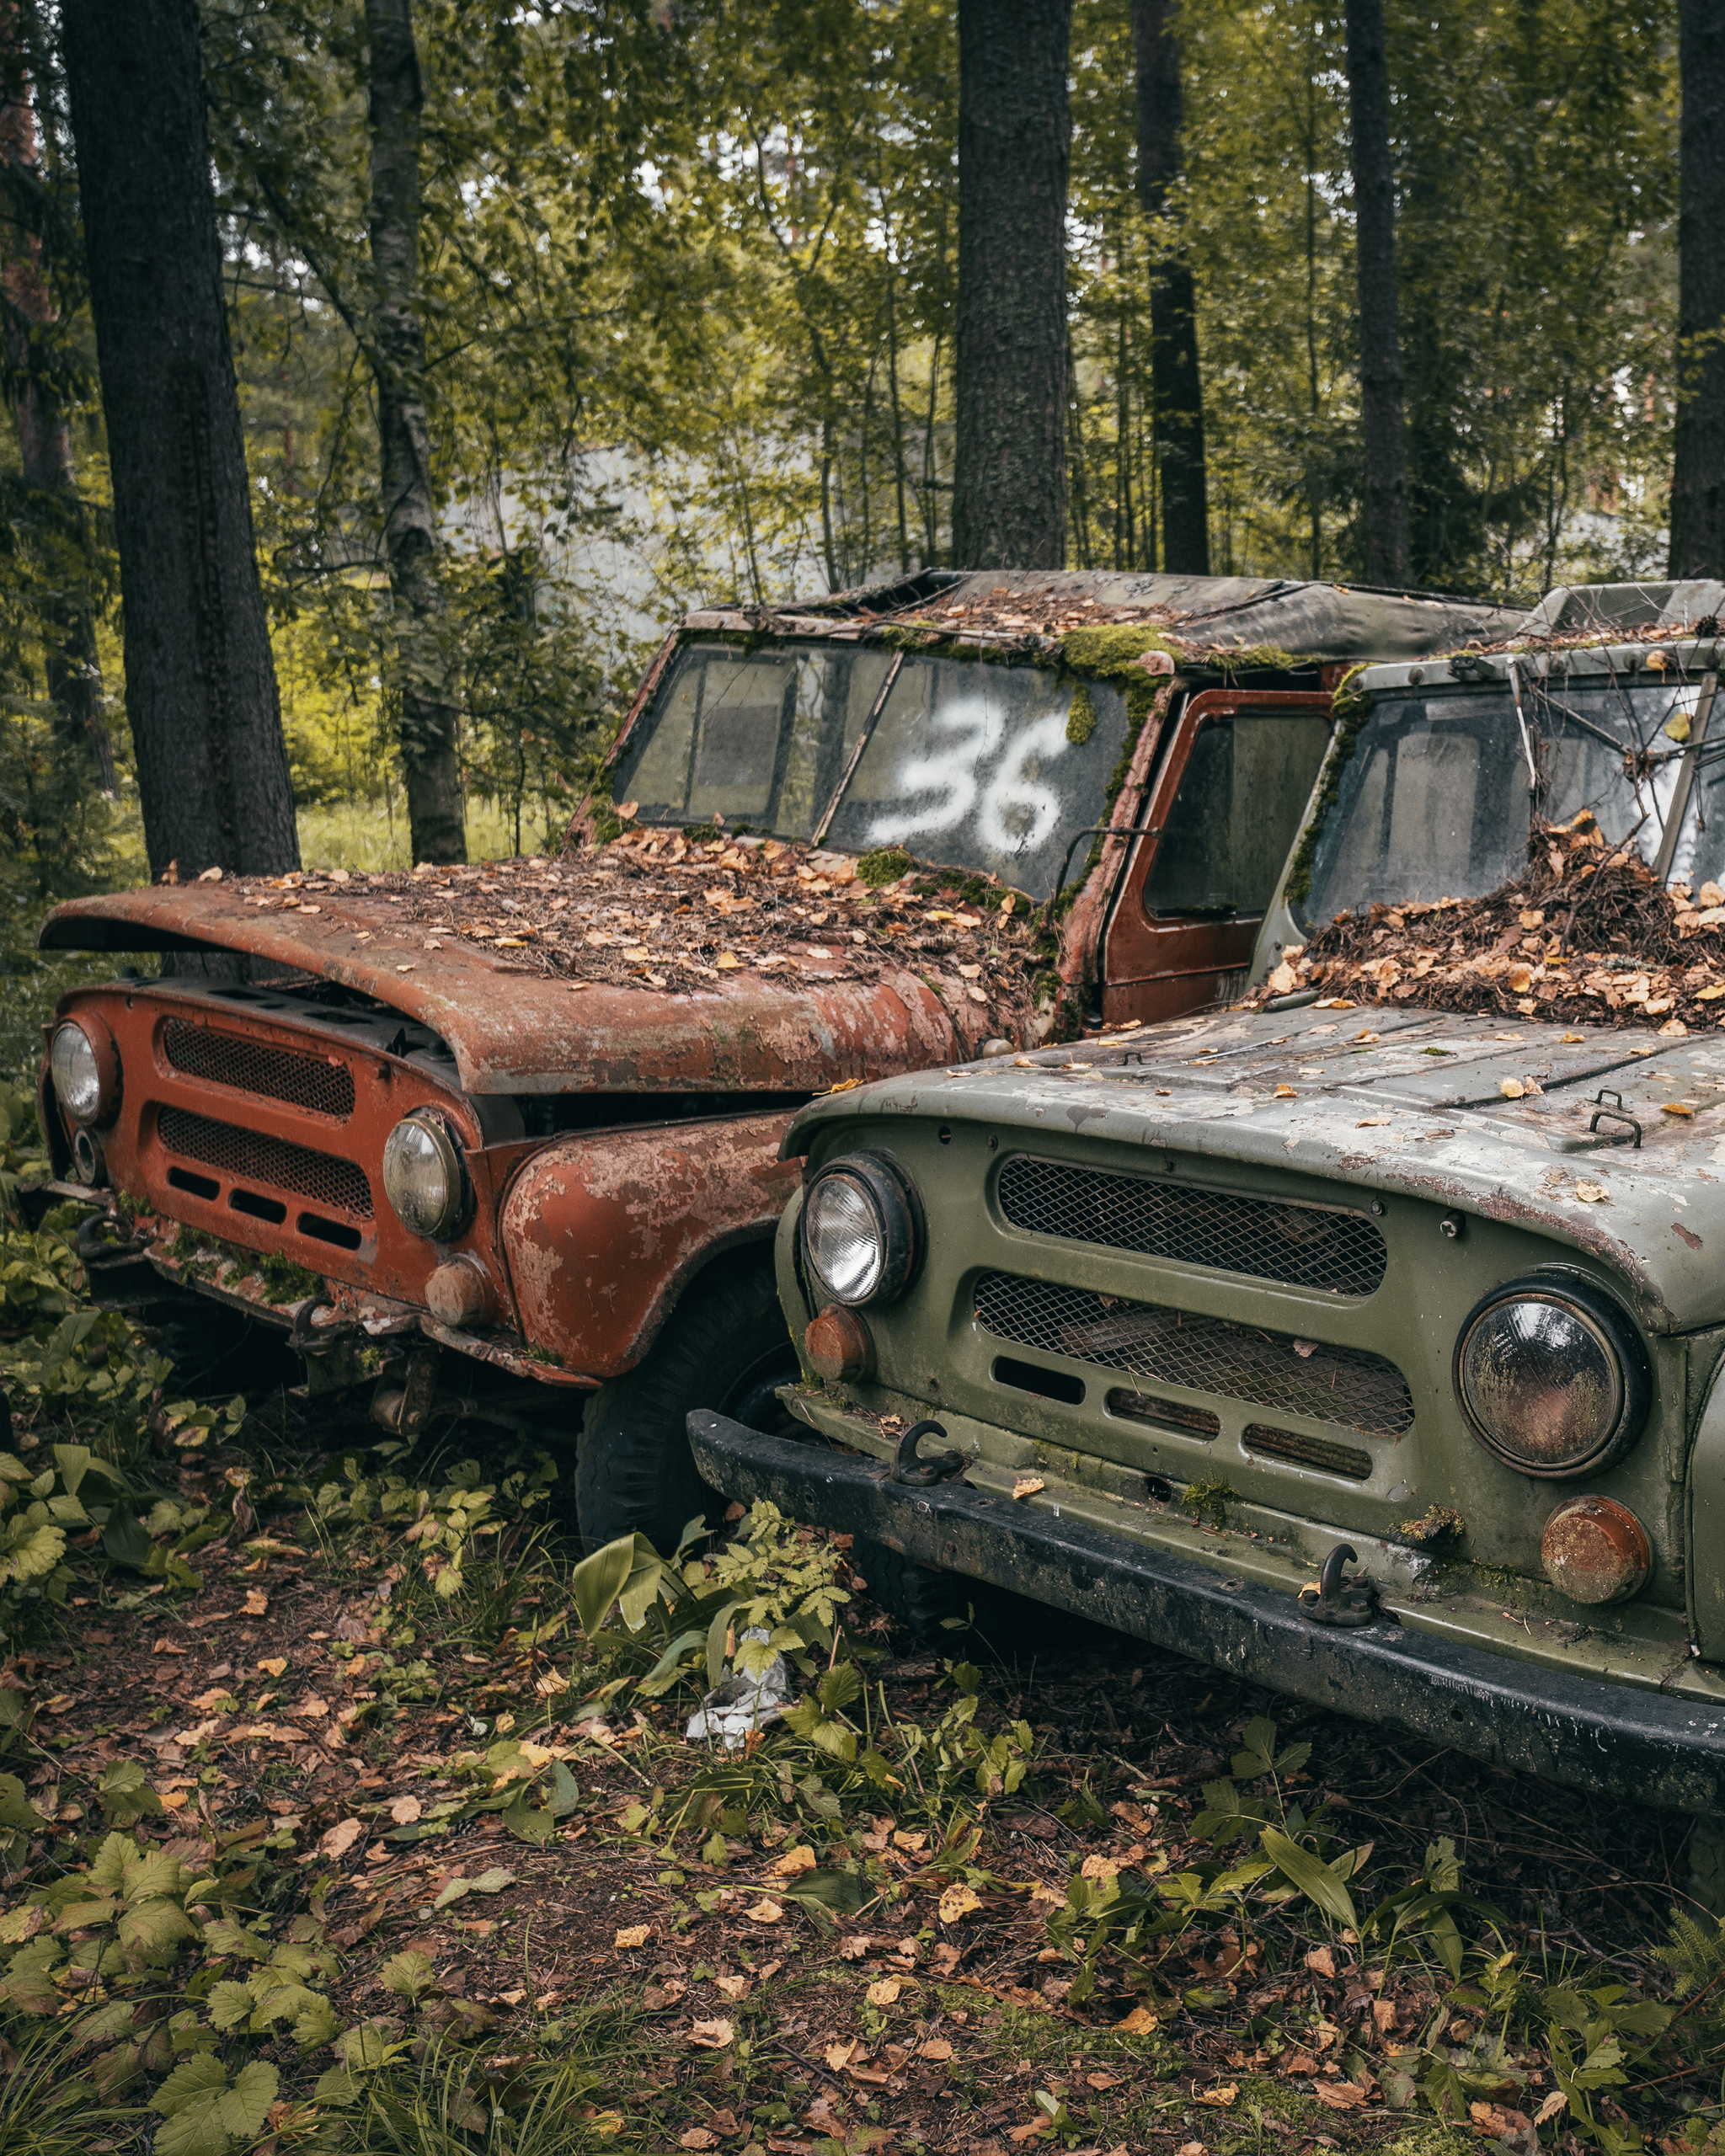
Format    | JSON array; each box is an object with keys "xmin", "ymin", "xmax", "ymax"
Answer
[
  {"xmin": 1312, "ymin": 997, "xmax": 1355, "ymax": 1009},
  {"xmin": 1664, "ymin": 1102, "xmax": 1696, "ymax": 1117},
  {"xmin": 243, "ymin": 1589, "xmax": 269, "ymax": 1616},
  {"xmin": 1011, "ymin": 1476, "xmax": 1045, "ymax": 1501},
  {"xmin": 257, "ymin": 1657, "xmax": 287, "ymax": 1677},
  {"xmin": 1660, "ymin": 1017, "xmax": 1690, "ymax": 1036},
  {"xmin": 1518, "ymin": 909, "xmax": 1546, "ymax": 929},
  {"xmin": 1507, "ymin": 965, "xmax": 1533, "ymax": 993},
  {"xmin": 1500, "ymin": 1080, "xmax": 1525, "ymax": 1099},
  {"xmin": 1355, "ymin": 1116, "xmax": 1391, "ymax": 1128},
  {"xmin": 622, "ymin": 947, "xmax": 650, "ymax": 963},
  {"xmin": 770, "ymin": 1845, "xmax": 818, "ymax": 1879},
  {"xmin": 1199, "ymin": 2084, "xmax": 1239, "ymax": 2107},
  {"xmin": 919, "ymin": 2039, "xmax": 955, "ymax": 2062},
  {"xmin": 1117, "ymin": 2006, "xmax": 1159, "ymax": 2034},
  {"xmin": 715, "ymin": 953, "xmax": 741, "ymax": 970},
  {"xmin": 866, "ymin": 1977, "xmax": 901, "ymax": 2006},
  {"xmin": 614, "ymin": 1924, "xmax": 651, "ymax": 1949},
  {"xmin": 1560, "ymin": 1029, "xmax": 1587, "ymax": 1039},
  {"xmin": 617, "ymin": 801, "xmax": 639, "ymax": 820},
  {"xmin": 937, "ymin": 1882, "xmax": 982, "ymax": 1924},
  {"xmin": 825, "ymin": 2040, "xmax": 860, "ymax": 2070},
  {"xmin": 1575, "ymin": 1182, "xmax": 1610, "ymax": 1203},
  {"xmin": 1698, "ymin": 985, "xmax": 1725, "ymax": 1001}
]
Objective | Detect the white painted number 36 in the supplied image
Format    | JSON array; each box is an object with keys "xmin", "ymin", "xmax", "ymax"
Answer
[{"xmin": 867, "ymin": 699, "xmax": 1071, "ymax": 858}]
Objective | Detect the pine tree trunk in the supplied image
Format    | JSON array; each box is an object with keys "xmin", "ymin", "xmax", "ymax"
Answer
[
  {"xmin": 366, "ymin": 0, "xmax": 465, "ymax": 864},
  {"xmin": 1343, "ymin": 0, "xmax": 1411, "ymax": 587},
  {"xmin": 952, "ymin": 0, "xmax": 1073, "ymax": 569},
  {"xmin": 59, "ymin": 0, "xmax": 296, "ymax": 879},
  {"xmin": 1132, "ymin": 0, "xmax": 1209, "ymax": 576},
  {"xmin": 0, "ymin": 13, "xmax": 113, "ymax": 792},
  {"xmin": 1670, "ymin": 0, "xmax": 1725, "ymax": 579}
]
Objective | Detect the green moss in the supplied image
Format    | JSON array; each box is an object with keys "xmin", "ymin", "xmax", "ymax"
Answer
[
  {"xmin": 1065, "ymin": 683, "xmax": 1097, "ymax": 744},
  {"xmin": 1281, "ymin": 662, "xmax": 1371, "ymax": 912},
  {"xmin": 258, "ymin": 1252, "xmax": 325, "ymax": 1305},
  {"xmin": 1183, "ymin": 1476, "xmax": 1239, "ymax": 1532},
  {"xmin": 857, "ymin": 846, "xmax": 915, "ymax": 887},
  {"xmin": 1399, "ymin": 1503, "xmax": 1465, "ymax": 1545},
  {"xmin": 1059, "ymin": 625, "xmax": 1179, "ymax": 675}
]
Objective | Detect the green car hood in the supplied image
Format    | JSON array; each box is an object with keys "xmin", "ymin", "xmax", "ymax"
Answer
[{"xmin": 786, "ymin": 1004, "xmax": 1725, "ymax": 1335}]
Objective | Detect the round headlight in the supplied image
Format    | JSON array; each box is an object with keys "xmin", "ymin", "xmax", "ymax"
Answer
[
  {"xmin": 1455, "ymin": 1275, "xmax": 1649, "ymax": 1476},
  {"xmin": 803, "ymin": 1151, "xmax": 922, "ymax": 1309},
  {"xmin": 50, "ymin": 1017, "xmax": 116, "ymax": 1127},
  {"xmin": 382, "ymin": 1111, "xmax": 469, "ymax": 1241}
]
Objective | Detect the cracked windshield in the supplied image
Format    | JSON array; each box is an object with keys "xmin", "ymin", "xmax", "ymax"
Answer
[
  {"xmin": 616, "ymin": 640, "xmax": 1130, "ymax": 898},
  {"xmin": 1306, "ymin": 672, "xmax": 1725, "ymax": 921}
]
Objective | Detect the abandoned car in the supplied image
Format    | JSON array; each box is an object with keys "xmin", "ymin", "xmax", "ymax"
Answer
[
  {"xmin": 31, "ymin": 568, "xmax": 1509, "ymax": 1547},
  {"xmin": 690, "ymin": 581, "xmax": 1725, "ymax": 1837}
]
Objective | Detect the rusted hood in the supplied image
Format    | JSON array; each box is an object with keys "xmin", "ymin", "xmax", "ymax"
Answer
[
  {"xmin": 39, "ymin": 887, "xmax": 958, "ymax": 1096},
  {"xmin": 788, "ymin": 1003, "xmax": 1725, "ymax": 1333}
]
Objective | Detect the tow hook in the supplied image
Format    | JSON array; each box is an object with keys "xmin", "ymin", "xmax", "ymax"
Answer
[
  {"xmin": 889, "ymin": 1419, "xmax": 966, "ymax": 1487},
  {"xmin": 372, "ymin": 1347, "xmax": 442, "ymax": 1437},
  {"xmin": 1297, "ymin": 1543, "xmax": 1381, "ymax": 1627}
]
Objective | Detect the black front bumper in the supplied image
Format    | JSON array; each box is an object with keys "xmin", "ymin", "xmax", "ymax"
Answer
[{"xmin": 688, "ymin": 1411, "xmax": 1725, "ymax": 1815}]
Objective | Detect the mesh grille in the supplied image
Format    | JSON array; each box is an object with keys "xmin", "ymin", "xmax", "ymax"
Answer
[
  {"xmin": 157, "ymin": 1107, "xmax": 373, "ymax": 1219},
  {"xmin": 997, "ymin": 1155, "xmax": 1387, "ymax": 1296},
  {"xmin": 1242, "ymin": 1423, "xmax": 1374, "ymax": 1481},
  {"xmin": 974, "ymin": 1272, "xmax": 1413, "ymax": 1438},
  {"xmin": 163, "ymin": 1021, "xmax": 355, "ymax": 1119}
]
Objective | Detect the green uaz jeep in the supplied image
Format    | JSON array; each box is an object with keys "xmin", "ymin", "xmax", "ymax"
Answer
[{"xmin": 688, "ymin": 580, "xmax": 1725, "ymax": 1851}]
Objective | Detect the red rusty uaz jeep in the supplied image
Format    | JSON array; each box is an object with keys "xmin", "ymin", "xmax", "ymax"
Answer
[{"xmin": 31, "ymin": 569, "xmax": 1511, "ymax": 1545}]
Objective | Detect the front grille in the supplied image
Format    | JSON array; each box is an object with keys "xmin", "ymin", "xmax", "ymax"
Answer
[
  {"xmin": 1106, "ymin": 1390, "xmax": 1220, "ymax": 1439},
  {"xmin": 157, "ymin": 1107, "xmax": 373, "ymax": 1219},
  {"xmin": 974, "ymin": 1272, "xmax": 1413, "ymax": 1438},
  {"xmin": 996, "ymin": 1155, "xmax": 1387, "ymax": 1296},
  {"xmin": 1242, "ymin": 1423, "xmax": 1373, "ymax": 1481},
  {"xmin": 163, "ymin": 1021, "xmax": 355, "ymax": 1119}
]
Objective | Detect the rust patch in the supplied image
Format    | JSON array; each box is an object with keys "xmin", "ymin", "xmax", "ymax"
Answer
[
  {"xmin": 1541, "ymin": 1494, "xmax": 1651, "ymax": 1606},
  {"xmin": 1676, "ymin": 1222, "xmax": 1705, "ymax": 1250},
  {"xmin": 803, "ymin": 1306, "xmax": 875, "ymax": 1385}
]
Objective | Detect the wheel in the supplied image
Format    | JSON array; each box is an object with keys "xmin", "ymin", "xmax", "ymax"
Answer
[
  {"xmin": 850, "ymin": 1535, "xmax": 972, "ymax": 1637},
  {"xmin": 573, "ymin": 1251, "xmax": 800, "ymax": 1551}
]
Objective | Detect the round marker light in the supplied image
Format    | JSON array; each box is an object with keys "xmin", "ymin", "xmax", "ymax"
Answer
[
  {"xmin": 1454, "ymin": 1275, "xmax": 1648, "ymax": 1477},
  {"xmin": 803, "ymin": 1152, "xmax": 922, "ymax": 1309},
  {"xmin": 50, "ymin": 1017, "xmax": 116, "ymax": 1127},
  {"xmin": 382, "ymin": 1111, "xmax": 468, "ymax": 1241}
]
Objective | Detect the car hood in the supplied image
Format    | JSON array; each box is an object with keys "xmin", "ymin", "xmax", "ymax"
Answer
[
  {"xmin": 787, "ymin": 1002, "xmax": 1725, "ymax": 1333},
  {"xmin": 39, "ymin": 887, "xmax": 958, "ymax": 1096}
]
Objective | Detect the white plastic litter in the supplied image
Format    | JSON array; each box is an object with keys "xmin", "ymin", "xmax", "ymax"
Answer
[{"xmin": 685, "ymin": 1629, "xmax": 795, "ymax": 1747}]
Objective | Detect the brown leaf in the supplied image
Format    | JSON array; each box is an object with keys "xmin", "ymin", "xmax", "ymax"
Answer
[
  {"xmin": 1117, "ymin": 2006, "xmax": 1159, "ymax": 2033},
  {"xmin": 243, "ymin": 1589, "xmax": 269, "ymax": 1616},
  {"xmin": 1304, "ymin": 1945, "xmax": 1336, "ymax": 1977},
  {"xmin": 744, "ymin": 1898, "xmax": 782, "ymax": 1925},
  {"xmin": 865, "ymin": 1977, "xmax": 901, "ymax": 2006},
  {"xmin": 937, "ymin": 1882, "xmax": 982, "ymax": 1923},
  {"xmin": 769, "ymin": 1845, "xmax": 818, "ymax": 1879},
  {"xmin": 1311, "ymin": 2081, "xmax": 1368, "ymax": 2110},
  {"xmin": 389, "ymin": 1796, "xmax": 422, "ymax": 1825},
  {"xmin": 1011, "ymin": 1477, "xmax": 1044, "ymax": 1502},
  {"xmin": 319, "ymin": 1818, "xmax": 363, "ymax": 1860},
  {"xmin": 613, "ymin": 1924, "xmax": 651, "ymax": 1949},
  {"xmin": 1197, "ymin": 2084, "xmax": 1238, "ymax": 2108},
  {"xmin": 688, "ymin": 2019, "xmax": 734, "ymax": 2050}
]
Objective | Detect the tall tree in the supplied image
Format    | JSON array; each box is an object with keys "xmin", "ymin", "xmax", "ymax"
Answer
[
  {"xmin": 1132, "ymin": 0, "xmax": 1208, "ymax": 574},
  {"xmin": 0, "ymin": 8, "xmax": 111, "ymax": 790},
  {"xmin": 1343, "ymin": 0, "xmax": 1410, "ymax": 586},
  {"xmin": 58, "ymin": 0, "xmax": 296, "ymax": 882},
  {"xmin": 1670, "ymin": 0, "xmax": 1725, "ymax": 579},
  {"xmin": 952, "ymin": 0, "xmax": 1073, "ymax": 568},
  {"xmin": 366, "ymin": 0, "xmax": 464, "ymax": 864}
]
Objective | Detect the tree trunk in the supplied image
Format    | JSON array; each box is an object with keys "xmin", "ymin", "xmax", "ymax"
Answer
[
  {"xmin": 952, "ymin": 0, "xmax": 1073, "ymax": 569},
  {"xmin": 0, "ymin": 16, "xmax": 113, "ymax": 791},
  {"xmin": 1132, "ymin": 0, "xmax": 1210, "ymax": 575},
  {"xmin": 1343, "ymin": 0, "xmax": 1411, "ymax": 587},
  {"xmin": 1670, "ymin": 0, "xmax": 1725, "ymax": 579},
  {"xmin": 366, "ymin": 0, "xmax": 464, "ymax": 865},
  {"xmin": 59, "ymin": 0, "xmax": 296, "ymax": 879}
]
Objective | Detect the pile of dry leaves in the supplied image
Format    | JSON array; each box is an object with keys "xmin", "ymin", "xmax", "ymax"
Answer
[
  {"xmin": 905, "ymin": 584, "xmax": 1172, "ymax": 640},
  {"xmin": 1253, "ymin": 810, "xmax": 1725, "ymax": 1035},
  {"xmin": 230, "ymin": 832, "xmax": 1045, "ymax": 1031}
]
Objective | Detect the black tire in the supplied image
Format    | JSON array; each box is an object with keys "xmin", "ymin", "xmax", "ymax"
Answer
[
  {"xmin": 850, "ymin": 1534, "xmax": 972, "ymax": 1638},
  {"xmin": 574, "ymin": 1252, "xmax": 800, "ymax": 1551}
]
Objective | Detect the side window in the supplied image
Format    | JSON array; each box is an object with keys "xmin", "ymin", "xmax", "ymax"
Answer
[{"xmin": 1143, "ymin": 712, "xmax": 1332, "ymax": 918}]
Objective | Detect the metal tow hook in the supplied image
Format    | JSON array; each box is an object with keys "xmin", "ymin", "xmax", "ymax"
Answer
[
  {"xmin": 1297, "ymin": 1543, "xmax": 1381, "ymax": 1627},
  {"xmin": 890, "ymin": 1419, "xmax": 966, "ymax": 1487}
]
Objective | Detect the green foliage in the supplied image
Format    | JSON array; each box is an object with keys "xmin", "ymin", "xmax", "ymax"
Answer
[
  {"xmin": 1183, "ymin": 1476, "xmax": 1238, "ymax": 1534},
  {"xmin": 309, "ymin": 1444, "xmax": 555, "ymax": 1603},
  {"xmin": 856, "ymin": 846, "xmax": 914, "ymax": 889}
]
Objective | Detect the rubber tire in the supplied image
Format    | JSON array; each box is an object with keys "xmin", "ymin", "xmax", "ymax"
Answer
[
  {"xmin": 574, "ymin": 1253, "xmax": 800, "ymax": 1552},
  {"xmin": 851, "ymin": 1534, "xmax": 972, "ymax": 1639}
]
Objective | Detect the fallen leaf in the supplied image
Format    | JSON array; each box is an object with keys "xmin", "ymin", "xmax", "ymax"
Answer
[
  {"xmin": 715, "ymin": 953, "xmax": 740, "ymax": 971},
  {"xmin": 622, "ymin": 947, "xmax": 651, "ymax": 963},
  {"xmin": 836, "ymin": 1935, "xmax": 873, "ymax": 1961},
  {"xmin": 1198, "ymin": 2085, "xmax": 1238, "ymax": 2108},
  {"xmin": 1117, "ymin": 2006, "xmax": 1159, "ymax": 2034},
  {"xmin": 1311, "ymin": 2082, "xmax": 1368, "ymax": 2111},
  {"xmin": 919, "ymin": 2039, "xmax": 954, "ymax": 2062},
  {"xmin": 714, "ymin": 1974, "xmax": 748, "ymax": 2001},
  {"xmin": 825, "ymin": 2040, "xmax": 860, "ymax": 2070},
  {"xmin": 1664, "ymin": 1102, "xmax": 1696, "ymax": 1118},
  {"xmin": 319, "ymin": 1818, "xmax": 363, "ymax": 1860},
  {"xmin": 1560, "ymin": 1028, "xmax": 1587, "ymax": 1039},
  {"xmin": 1534, "ymin": 2091, "xmax": 1567, "ymax": 2127},
  {"xmin": 1660, "ymin": 1017, "xmax": 1691, "ymax": 1036},
  {"xmin": 614, "ymin": 1924, "xmax": 651, "ymax": 1949},
  {"xmin": 689, "ymin": 2019, "xmax": 734, "ymax": 2050},
  {"xmin": 1304, "ymin": 1945, "xmax": 1336, "ymax": 1977},
  {"xmin": 617, "ymin": 801, "xmax": 639, "ymax": 820},
  {"xmin": 1011, "ymin": 1476, "xmax": 1044, "ymax": 1501},
  {"xmin": 744, "ymin": 1898, "xmax": 782, "ymax": 1925},
  {"xmin": 243, "ymin": 1590, "xmax": 269, "ymax": 1616},
  {"xmin": 770, "ymin": 1845, "xmax": 818, "ymax": 1879},
  {"xmin": 1500, "ymin": 1079, "xmax": 1525, "ymax": 1099},
  {"xmin": 866, "ymin": 1977, "xmax": 902, "ymax": 2006},
  {"xmin": 1518, "ymin": 909, "xmax": 1546, "ymax": 929},
  {"xmin": 1507, "ymin": 965, "xmax": 1533, "ymax": 993},
  {"xmin": 681, "ymin": 2133, "xmax": 717, "ymax": 2152},
  {"xmin": 1575, "ymin": 1181, "xmax": 1610, "ymax": 1203},
  {"xmin": 937, "ymin": 1882, "xmax": 982, "ymax": 1924},
  {"xmin": 1355, "ymin": 1115, "xmax": 1391, "ymax": 1127},
  {"xmin": 389, "ymin": 1796, "xmax": 422, "ymax": 1825},
  {"xmin": 1274, "ymin": 1084, "xmax": 1297, "ymax": 1099},
  {"xmin": 1086, "ymin": 2072, "xmax": 1123, "ymax": 2090},
  {"xmin": 1006, "ymin": 2125, "xmax": 1049, "ymax": 2145},
  {"xmin": 257, "ymin": 1657, "xmax": 288, "ymax": 1677}
]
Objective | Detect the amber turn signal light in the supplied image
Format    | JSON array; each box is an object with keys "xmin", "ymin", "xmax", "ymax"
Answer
[
  {"xmin": 804, "ymin": 1305, "xmax": 874, "ymax": 1384},
  {"xmin": 1541, "ymin": 1494, "xmax": 1650, "ymax": 1605},
  {"xmin": 426, "ymin": 1256, "xmax": 496, "ymax": 1328}
]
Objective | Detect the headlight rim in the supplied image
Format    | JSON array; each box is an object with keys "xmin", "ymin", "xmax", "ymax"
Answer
[
  {"xmin": 49, "ymin": 1014, "xmax": 120, "ymax": 1129},
  {"xmin": 1453, "ymin": 1270, "xmax": 1650, "ymax": 1479},
  {"xmin": 381, "ymin": 1107, "xmax": 473, "ymax": 1243},
  {"xmin": 802, "ymin": 1149, "xmax": 923, "ymax": 1310}
]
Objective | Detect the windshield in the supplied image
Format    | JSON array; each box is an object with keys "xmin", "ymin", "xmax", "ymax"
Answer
[
  {"xmin": 1306, "ymin": 674, "xmax": 1725, "ymax": 921},
  {"xmin": 614, "ymin": 639, "xmax": 1130, "ymax": 898},
  {"xmin": 1145, "ymin": 711, "xmax": 1332, "ymax": 915}
]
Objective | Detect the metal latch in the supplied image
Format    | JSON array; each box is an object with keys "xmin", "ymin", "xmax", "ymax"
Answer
[
  {"xmin": 1297, "ymin": 1543, "xmax": 1381, "ymax": 1627},
  {"xmin": 1589, "ymin": 1089, "xmax": 1642, "ymax": 1149}
]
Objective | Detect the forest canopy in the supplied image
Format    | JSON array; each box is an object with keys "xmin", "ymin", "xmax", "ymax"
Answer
[{"xmin": 0, "ymin": 0, "xmax": 1683, "ymax": 889}]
